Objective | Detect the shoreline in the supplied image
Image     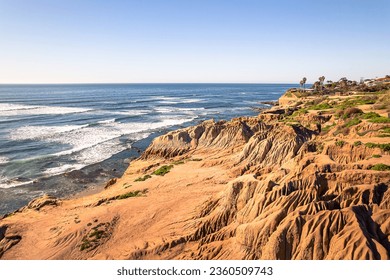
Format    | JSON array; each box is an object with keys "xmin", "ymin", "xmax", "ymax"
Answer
[{"xmin": 0, "ymin": 105, "xmax": 273, "ymax": 216}]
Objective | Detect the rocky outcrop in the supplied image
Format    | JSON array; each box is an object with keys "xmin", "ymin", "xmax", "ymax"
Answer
[
  {"xmin": 142, "ymin": 118, "xmax": 265, "ymax": 159},
  {"xmin": 20, "ymin": 194, "xmax": 61, "ymax": 212},
  {"xmin": 0, "ymin": 226, "xmax": 21, "ymax": 258}
]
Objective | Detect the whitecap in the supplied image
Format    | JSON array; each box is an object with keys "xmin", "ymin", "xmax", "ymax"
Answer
[
  {"xmin": 154, "ymin": 107, "xmax": 205, "ymax": 113},
  {"xmin": 116, "ymin": 110, "xmax": 149, "ymax": 116},
  {"xmin": 0, "ymin": 156, "xmax": 9, "ymax": 165},
  {"xmin": 97, "ymin": 118, "xmax": 116, "ymax": 124},
  {"xmin": 159, "ymin": 100, "xmax": 180, "ymax": 104},
  {"xmin": 155, "ymin": 97, "xmax": 204, "ymax": 105},
  {"xmin": 0, "ymin": 103, "xmax": 92, "ymax": 116},
  {"xmin": 181, "ymin": 98, "xmax": 204, "ymax": 103},
  {"xmin": 0, "ymin": 175, "xmax": 35, "ymax": 189},
  {"xmin": 0, "ymin": 103, "xmax": 38, "ymax": 111},
  {"xmin": 10, "ymin": 124, "xmax": 89, "ymax": 141},
  {"xmin": 42, "ymin": 164, "xmax": 85, "ymax": 176}
]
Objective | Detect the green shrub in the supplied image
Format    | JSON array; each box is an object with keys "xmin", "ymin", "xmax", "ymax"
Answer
[
  {"xmin": 371, "ymin": 164, "xmax": 390, "ymax": 171},
  {"xmin": 117, "ymin": 190, "xmax": 143, "ymax": 199},
  {"xmin": 368, "ymin": 117, "xmax": 390, "ymax": 123},
  {"xmin": 337, "ymin": 96, "xmax": 378, "ymax": 109},
  {"xmin": 378, "ymin": 133, "xmax": 390, "ymax": 138},
  {"xmin": 365, "ymin": 142, "xmax": 377, "ymax": 148},
  {"xmin": 335, "ymin": 140, "xmax": 346, "ymax": 147},
  {"xmin": 381, "ymin": 127, "xmax": 390, "ymax": 133},
  {"xmin": 379, "ymin": 127, "xmax": 390, "ymax": 137},
  {"xmin": 372, "ymin": 154, "xmax": 382, "ymax": 158},
  {"xmin": 308, "ymin": 103, "xmax": 332, "ymax": 110},
  {"xmin": 322, "ymin": 123, "xmax": 335, "ymax": 132},
  {"xmin": 362, "ymin": 112, "xmax": 381, "ymax": 119},
  {"xmin": 152, "ymin": 165, "xmax": 174, "ymax": 176},
  {"xmin": 134, "ymin": 175, "xmax": 152, "ymax": 182},
  {"xmin": 353, "ymin": 141, "xmax": 362, "ymax": 147},
  {"xmin": 344, "ymin": 118, "xmax": 361, "ymax": 127},
  {"xmin": 172, "ymin": 160, "xmax": 185, "ymax": 165},
  {"xmin": 365, "ymin": 143, "xmax": 390, "ymax": 152},
  {"xmin": 292, "ymin": 108, "xmax": 308, "ymax": 117}
]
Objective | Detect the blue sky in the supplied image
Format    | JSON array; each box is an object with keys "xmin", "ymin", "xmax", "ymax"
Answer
[{"xmin": 0, "ymin": 0, "xmax": 389, "ymax": 83}]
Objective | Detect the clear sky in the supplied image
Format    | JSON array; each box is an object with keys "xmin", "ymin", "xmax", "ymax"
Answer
[{"xmin": 0, "ymin": 0, "xmax": 389, "ymax": 83}]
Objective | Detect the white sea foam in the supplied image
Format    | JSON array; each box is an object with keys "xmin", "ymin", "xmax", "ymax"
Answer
[
  {"xmin": 10, "ymin": 124, "xmax": 89, "ymax": 141},
  {"xmin": 155, "ymin": 97, "xmax": 204, "ymax": 105},
  {"xmin": 116, "ymin": 110, "xmax": 149, "ymax": 116},
  {"xmin": 42, "ymin": 164, "xmax": 85, "ymax": 176},
  {"xmin": 0, "ymin": 103, "xmax": 92, "ymax": 116},
  {"xmin": 0, "ymin": 175, "xmax": 35, "ymax": 189},
  {"xmin": 151, "ymin": 96, "xmax": 177, "ymax": 101},
  {"xmin": 0, "ymin": 103, "xmax": 38, "ymax": 111},
  {"xmin": 97, "ymin": 118, "xmax": 116, "ymax": 124},
  {"xmin": 72, "ymin": 139, "xmax": 125, "ymax": 166},
  {"xmin": 159, "ymin": 101, "xmax": 180, "ymax": 104},
  {"xmin": 155, "ymin": 107, "xmax": 205, "ymax": 113},
  {"xmin": 181, "ymin": 98, "xmax": 204, "ymax": 103},
  {"xmin": 8, "ymin": 117, "xmax": 195, "ymax": 177},
  {"xmin": 0, "ymin": 156, "xmax": 9, "ymax": 165}
]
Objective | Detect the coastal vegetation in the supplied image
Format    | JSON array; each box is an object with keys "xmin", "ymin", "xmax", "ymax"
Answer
[
  {"xmin": 117, "ymin": 190, "xmax": 144, "ymax": 200},
  {"xmin": 365, "ymin": 143, "xmax": 390, "ymax": 152},
  {"xmin": 371, "ymin": 164, "xmax": 390, "ymax": 171},
  {"xmin": 152, "ymin": 165, "xmax": 174, "ymax": 176},
  {"xmin": 134, "ymin": 174, "xmax": 152, "ymax": 182}
]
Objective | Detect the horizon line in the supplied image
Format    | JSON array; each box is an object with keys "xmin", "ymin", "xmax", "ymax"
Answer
[{"xmin": 0, "ymin": 81, "xmax": 300, "ymax": 85}]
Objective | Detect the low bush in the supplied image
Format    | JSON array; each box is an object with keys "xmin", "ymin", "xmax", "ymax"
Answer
[
  {"xmin": 362, "ymin": 112, "xmax": 381, "ymax": 119},
  {"xmin": 369, "ymin": 117, "xmax": 390, "ymax": 123},
  {"xmin": 365, "ymin": 142, "xmax": 390, "ymax": 152},
  {"xmin": 117, "ymin": 190, "xmax": 143, "ymax": 200},
  {"xmin": 353, "ymin": 141, "xmax": 362, "ymax": 147},
  {"xmin": 134, "ymin": 175, "xmax": 152, "ymax": 182},
  {"xmin": 308, "ymin": 103, "xmax": 332, "ymax": 110},
  {"xmin": 371, "ymin": 164, "xmax": 390, "ymax": 171},
  {"xmin": 152, "ymin": 165, "xmax": 174, "ymax": 176},
  {"xmin": 344, "ymin": 118, "xmax": 361, "ymax": 127},
  {"xmin": 335, "ymin": 140, "xmax": 346, "ymax": 147}
]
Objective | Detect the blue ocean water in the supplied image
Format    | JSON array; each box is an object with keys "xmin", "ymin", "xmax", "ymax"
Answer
[{"xmin": 0, "ymin": 83, "xmax": 293, "ymax": 214}]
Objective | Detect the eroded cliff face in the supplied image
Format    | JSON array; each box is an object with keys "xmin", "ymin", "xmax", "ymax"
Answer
[
  {"xmin": 128, "ymin": 114, "xmax": 390, "ymax": 260},
  {"xmin": 0, "ymin": 90, "xmax": 389, "ymax": 260}
]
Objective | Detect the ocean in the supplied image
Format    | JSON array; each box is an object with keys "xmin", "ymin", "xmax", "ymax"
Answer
[{"xmin": 0, "ymin": 83, "xmax": 294, "ymax": 214}]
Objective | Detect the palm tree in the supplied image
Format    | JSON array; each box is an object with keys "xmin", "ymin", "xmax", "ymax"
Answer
[
  {"xmin": 318, "ymin": 76, "xmax": 325, "ymax": 93},
  {"xmin": 302, "ymin": 77, "xmax": 307, "ymax": 91},
  {"xmin": 319, "ymin": 76, "xmax": 325, "ymax": 86}
]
